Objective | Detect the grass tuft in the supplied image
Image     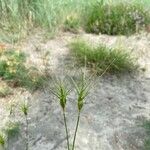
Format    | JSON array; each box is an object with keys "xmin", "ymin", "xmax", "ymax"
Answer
[
  {"xmin": 0, "ymin": 49, "xmax": 46, "ymax": 91},
  {"xmin": 0, "ymin": 86, "xmax": 12, "ymax": 97},
  {"xmin": 0, "ymin": 132, "xmax": 6, "ymax": 147},
  {"xmin": 84, "ymin": 2, "xmax": 150, "ymax": 35},
  {"xmin": 70, "ymin": 40, "xmax": 137, "ymax": 75},
  {"xmin": 143, "ymin": 120, "xmax": 150, "ymax": 150},
  {"xmin": 63, "ymin": 13, "xmax": 80, "ymax": 33},
  {"xmin": 4, "ymin": 121, "xmax": 20, "ymax": 138}
]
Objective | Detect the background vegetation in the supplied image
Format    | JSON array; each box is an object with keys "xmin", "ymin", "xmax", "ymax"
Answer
[
  {"xmin": 0, "ymin": 0, "xmax": 150, "ymax": 42},
  {"xmin": 143, "ymin": 121, "xmax": 150, "ymax": 150},
  {"xmin": 84, "ymin": 2, "xmax": 150, "ymax": 35},
  {"xmin": 0, "ymin": 49, "xmax": 45, "ymax": 91},
  {"xmin": 70, "ymin": 40, "xmax": 137, "ymax": 74}
]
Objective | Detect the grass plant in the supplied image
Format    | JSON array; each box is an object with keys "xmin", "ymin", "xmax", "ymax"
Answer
[
  {"xmin": 0, "ymin": 49, "xmax": 46, "ymax": 91},
  {"xmin": 21, "ymin": 101, "xmax": 29, "ymax": 150},
  {"xmin": 143, "ymin": 120, "xmax": 150, "ymax": 150},
  {"xmin": 52, "ymin": 76, "xmax": 89, "ymax": 150},
  {"xmin": 0, "ymin": 0, "xmax": 149, "ymax": 39},
  {"xmin": 71, "ymin": 77, "xmax": 89, "ymax": 150},
  {"xmin": 3, "ymin": 121, "xmax": 20, "ymax": 150},
  {"xmin": 0, "ymin": 85, "xmax": 12, "ymax": 97},
  {"xmin": 0, "ymin": 108, "xmax": 20, "ymax": 150},
  {"xmin": 0, "ymin": 0, "xmax": 98, "ymax": 39},
  {"xmin": 52, "ymin": 80, "xmax": 70, "ymax": 150},
  {"xmin": 70, "ymin": 40, "xmax": 137, "ymax": 75},
  {"xmin": 4, "ymin": 121, "xmax": 20, "ymax": 139},
  {"xmin": 0, "ymin": 132, "xmax": 6, "ymax": 149},
  {"xmin": 63, "ymin": 13, "xmax": 80, "ymax": 33},
  {"xmin": 84, "ymin": 1, "xmax": 150, "ymax": 35},
  {"xmin": 0, "ymin": 100, "xmax": 29, "ymax": 150}
]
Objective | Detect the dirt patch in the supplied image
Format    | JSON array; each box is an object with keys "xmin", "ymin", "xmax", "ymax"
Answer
[{"xmin": 0, "ymin": 31, "xmax": 150, "ymax": 150}]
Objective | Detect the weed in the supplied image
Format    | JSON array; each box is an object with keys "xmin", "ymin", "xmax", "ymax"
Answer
[
  {"xmin": 84, "ymin": 2, "xmax": 150, "ymax": 35},
  {"xmin": 52, "ymin": 76, "xmax": 89, "ymax": 150},
  {"xmin": 143, "ymin": 120, "xmax": 150, "ymax": 150},
  {"xmin": 70, "ymin": 40, "xmax": 137, "ymax": 75},
  {"xmin": 143, "ymin": 120, "xmax": 150, "ymax": 132},
  {"xmin": 0, "ymin": 0, "xmax": 150, "ymax": 38},
  {"xmin": 71, "ymin": 77, "xmax": 89, "ymax": 150},
  {"xmin": 4, "ymin": 121, "xmax": 20, "ymax": 138},
  {"xmin": 20, "ymin": 67, "xmax": 46, "ymax": 91},
  {"xmin": 21, "ymin": 101, "xmax": 29, "ymax": 150},
  {"xmin": 0, "ymin": 49, "xmax": 26, "ymax": 81},
  {"xmin": 52, "ymin": 80, "xmax": 70, "ymax": 150},
  {"xmin": 64, "ymin": 13, "xmax": 80, "ymax": 33},
  {"xmin": 0, "ymin": 132, "xmax": 6, "ymax": 148},
  {"xmin": 0, "ymin": 0, "xmax": 99, "ymax": 39},
  {"xmin": 144, "ymin": 140, "xmax": 150, "ymax": 150},
  {"xmin": 1, "ymin": 113, "xmax": 20, "ymax": 149},
  {"xmin": 0, "ymin": 86, "xmax": 12, "ymax": 97},
  {"xmin": 0, "ymin": 49, "xmax": 46, "ymax": 91}
]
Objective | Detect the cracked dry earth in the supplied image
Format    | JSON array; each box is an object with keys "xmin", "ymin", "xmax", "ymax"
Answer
[{"xmin": 0, "ymin": 31, "xmax": 150, "ymax": 150}]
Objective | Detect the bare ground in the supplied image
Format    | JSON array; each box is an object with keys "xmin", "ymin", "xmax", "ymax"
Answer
[{"xmin": 0, "ymin": 31, "xmax": 150, "ymax": 150}]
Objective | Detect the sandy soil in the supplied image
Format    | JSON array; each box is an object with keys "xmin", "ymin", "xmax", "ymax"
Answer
[{"xmin": 0, "ymin": 31, "xmax": 150, "ymax": 150}]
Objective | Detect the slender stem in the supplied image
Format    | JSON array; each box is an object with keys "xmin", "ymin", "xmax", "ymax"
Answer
[
  {"xmin": 25, "ymin": 115, "xmax": 29, "ymax": 150},
  {"xmin": 72, "ymin": 112, "xmax": 80, "ymax": 150},
  {"xmin": 6, "ymin": 136, "xmax": 9, "ymax": 150},
  {"xmin": 63, "ymin": 110, "xmax": 70, "ymax": 150}
]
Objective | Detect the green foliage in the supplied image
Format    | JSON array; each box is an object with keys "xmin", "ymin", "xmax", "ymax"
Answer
[
  {"xmin": 71, "ymin": 76, "xmax": 89, "ymax": 150},
  {"xmin": 52, "ymin": 79, "xmax": 70, "ymax": 149},
  {"xmin": 0, "ymin": 132, "xmax": 5, "ymax": 147},
  {"xmin": 21, "ymin": 101, "xmax": 29, "ymax": 116},
  {"xmin": 53, "ymin": 81, "xmax": 70, "ymax": 111},
  {"xmin": 143, "ymin": 120, "xmax": 150, "ymax": 150},
  {"xmin": 0, "ymin": 0, "xmax": 98, "ymax": 36},
  {"xmin": 0, "ymin": 0, "xmax": 149, "ymax": 37},
  {"xmin": 0, "ymin": 86, "xmax": 12, "ymax": 97},
  {"xmin": 70, "ymin": 40, "xmax": 137, "ymax": 74},
  {"xmin": 4, "ymin": 121, "xmax": 20, "ymax": 138},
  {"xmin": 144, "ymin": 140, "xmax": 150, "ymax": 150},
  {"xmin": 52, "ymin": 77, "xmax": 89, "ymax": 150},
  {"xmin": 0, "ymin": 49, "xmax": 45, "ymax": 91},
  {"xmin": 143, "ymin": 120, "xmax": 150, "ymax": 132},
  {"xmin": 0, "ymin": 50, "xmax": 26, "ymax": 80},
  {"xmin": 64, "ymin": 13, "xmax": 80, "ymax": 33},
  {"xmin": 72, "ymin": 77, "xmax": 89, "ymax": 112},
  {"xmin": 84, "ymin": 2, "xmax": 150, "ymax": 35}
]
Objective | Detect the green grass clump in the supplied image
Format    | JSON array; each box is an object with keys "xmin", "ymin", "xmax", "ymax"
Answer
[
  {"xmin": 143, "ymin": 120, "xmax": 150, "ymax": 150},
  {"xmin": 70, "ymin": 40, "xmax": 137, "ymax": 74},
  {"xmin": 63, "ymin": 13, "xmax": 80, "ymax": 33},
  {"xmin": 4, "ymin": 121, "xmax": 20, "ymax": 138},
  {"xmin": 0, "ymin": 86, "xmax": 12, "ymax": 97},
  {"xmin": 0, "ymin": 49, "xmax": 45, "ymax": 91},
  {"xmin": 144, "ymin": 140, "xmax": 150, "ymax": 150},
  {"xmin": 0, "ymin": 50, "xmax": 26, "ymax": 79},
  {"xmin": 84, "ymin": 2, "xmax": 150, "ymax": 35},
  {"xmin": 0, "ymin": 132, "xmax": 6, "ymax": 148}
]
